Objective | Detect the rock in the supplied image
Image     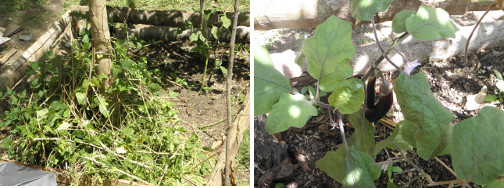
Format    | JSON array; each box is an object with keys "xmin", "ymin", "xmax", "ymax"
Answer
[
  {"xmin": 0, "ymin": 37, "xmax": 10, "ymax": 46},
  {"xmin": 0, "ymin": 27, "xmax": 5, "ymax": 38},
  {"xmin": 19, "ymin": 32, "xmax": 32, "ymax": 41},
  {"xmin": 4, "ymin": 23, "xmax": 22, "ymax": 37},
  {"xmin": 270, "ymin": 49, "xmax": 303, "ymax": 79},
  {"xmin": 292, "ymin": 139, "xmax": 300, "ymax": 144},
  {"xmin": 306, "ymin": 129, "xmax": 313, "ymax": 135},
  {"xmin": 465, "ymin": 86, "xmax": 497, "ymax": 111},
  {"xmin": 254, "ymin": 115, "xmax": 291, "ymax": 183},
  {"xmin": 273, "ymin": 158, "xmax": 295, "ymax": 179}
]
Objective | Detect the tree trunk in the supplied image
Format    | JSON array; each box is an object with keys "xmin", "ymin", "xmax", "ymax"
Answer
[
  {"xmin": 200, "ymin": 0, "xmax": 208, "ymax": 39},
  {"xmin": 89, "ymin": 0, "xmax": 112, "ymax": 89}
]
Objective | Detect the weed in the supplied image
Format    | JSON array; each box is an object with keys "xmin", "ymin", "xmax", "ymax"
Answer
[{"xmin": 0, "ymin": 23, "xmax": 213, "ymax": 186}]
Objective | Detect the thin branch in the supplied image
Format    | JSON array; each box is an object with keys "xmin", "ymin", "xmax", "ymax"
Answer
[
  {"xmin": 224, "ymin": 0, "xmax": 240, "ymax": 184},
  {"xmin": 434, "ymin": 157, "xmax": 459, "ymax": 181},
  {"xmin": 464, "ymin": 3, "xmax": 495, "ymax": 66},
  {"xmin": 82, "ymin": 156, "xmax": 151, "ymax": 185}
]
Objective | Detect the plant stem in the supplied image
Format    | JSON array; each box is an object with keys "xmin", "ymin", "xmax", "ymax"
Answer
[
  {"xmin": 434, "ymin": 157, "xmax": 459, "ymax": 180},
  {"xmin": 464, "ymin": 3, "xmax": 495, "ymax": 66},
  {"xmin": 199, "ymin": 56, "xmax": 209, "ymax": 93},
  {"xmin": 225, "ymin": 0, "xmax": 239, "ymax": 185}
]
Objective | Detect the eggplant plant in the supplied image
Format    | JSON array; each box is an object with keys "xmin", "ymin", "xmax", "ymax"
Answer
[{"xmin": 255, "ymin": 0, "xmax": 504, "ymax": 187}]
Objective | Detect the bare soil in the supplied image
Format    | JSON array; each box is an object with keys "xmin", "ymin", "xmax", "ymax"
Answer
[
  {"xmin": 254, "ymin": 29, "xmax": 504, "ymax": 187},
  {"xmin": 135, "ymin": 39, "xmax": 250, "ymax": 186}
]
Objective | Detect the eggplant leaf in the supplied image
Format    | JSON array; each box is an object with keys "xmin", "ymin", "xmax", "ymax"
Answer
[
  {"xmin": 302, "ymin": 16, "xmax": 355, "ymax": 92},
  {"xmin": 265, "ymin": 93, "xmax": 317, "ymax": 134},
  {"xmin": 452, "ymin": 107, "xmax": 504, "ymax": 185},
  {"xmin": 405, "ymin": 5, "xmax": 458, "ymax": 41},
  {"xmin": 254, "ymin": 46, "xmax": 291, "ymax": 116},
  {"xmin": 318, "ymin": 146, "xmax": 380, "ymax": 188},
  {"xmin": 394, "ymin": 72, "xmax": 454, "ymax": 159}
]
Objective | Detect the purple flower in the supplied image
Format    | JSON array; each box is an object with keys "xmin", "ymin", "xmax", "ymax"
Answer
[{"xmin": 404, "ymin": 59, "xmax": 421, "ymax": 76}]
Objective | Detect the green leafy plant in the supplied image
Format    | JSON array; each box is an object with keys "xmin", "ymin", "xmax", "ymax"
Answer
[
  {"xmin": 0, "ymin": 24, "xmax": 213, "ymax": 185},
  {"xmin": 484, "ymin": 70, "xmax": 504, "ymax": 102},
  {"xmin": 187, "ymin": 8, "xmax": 231, "ymax": 93},
  {"xmin": 255, "ymin": 1, "xmax": 504, "ymax": 187}
]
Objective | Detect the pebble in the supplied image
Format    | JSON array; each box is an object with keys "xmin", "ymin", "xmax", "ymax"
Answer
[
  {"xmin": 292, "ymin": 139, "xmax": 300, "ymax": 145},
  {"xmin": 19, "ymin": 32, "xmax": 32, "ymax": 41},
  {"xmin": 433, "ymin": 174, "xmax": 440, "ymax": 181},
  {"xmin": 306, "ymin": 129, "xmax": 313, "ymax": 135}
]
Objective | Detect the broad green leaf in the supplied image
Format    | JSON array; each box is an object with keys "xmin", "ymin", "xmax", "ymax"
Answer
[
  {"xmin": 392, "ymin": 10, "xmax": 416, "ymax": 33},
  {"xmin": 76, "ymin": 92, "xmax": 85, "ymax": 105},
  {"xmin": 221, "ymin": 15, "xmax": 231, "ymax": 29},
  {"xmin": 452, "ymin": 107, "xmax": 504, "ymax": 185},
  {"xmin": 347, "ymin": 109, "xmax": 375, "ymax": 157},
  {"xmin": 494, "ymin": 70, "xmax": 503, "ymax": 81},
  {"xmin": 97, "ymin": 97, "xmax": 109, "ymax": 118},
  {"xmin": 29, "ymin": 61, "xmax": 40, "ymax": 71},
  {"xmin": 484, "ymin": 180, "xmax": 504, "ymax": 188},
  {"xmin": 328, "ymin": 79, "xmax": 365, "ymax": 114},
  {"xmin": 394, "ymin": 72, "xmax": 454, "ymax": 159},
  {"xmin": 484, "ymin": 94, "xmax": 498, "ymax": 102},
  {"xmin": 254, "ymin": 46, "xmax": 291, "ymax": 116},
  {"xmin": 82, "ymin": 34, "xmax": 90, "ymax": 44},
  {"xmin": 294, "ymin": 50, "xmax": 305, "ymax": 68},
  {"xmin": 219, "ymin": 66, "xmax": 228, "ymax": 75},
  {"xmin": 405, "ymin": 5, "xmax": 459, "ymax": 41},
  {"xmin": 1, "ymin": 137, "xmax": 12, "ymax": 149},
  {"xmin": 57, "ymin": 121, "xmax": 72, "ymax": 130},
  {"xmin": 387, "ymin": 182, "xmax": 399, "ymax": 188},
  {"xmin": 318, "ymin": 146, "xmax": 380, "ymax": 188},
  {"xmin": 37, "ymin": 108, "xmax": 49, "ymax": 119},
  {"xmin": 302, "ymin": 16, "xmax": 355, "ymax": 92},
  {"xmin": 275, "ymin": 183, "xmax": 286, "ymax": 188},
  {"xmin": 374, "ymin": 121, "xmax": 412, "ymax": 156},
  {"xmin": 123, "ymin": 127, "xmax": 135, "ymax": 136},
  {"xmin": 211, "ymin": 26, "xmax": 218, "ymax": 39},
  {"xmin": 63, "ymin": 109, "xmax": 70, "ymax": 118},
  {"xmin": 189, "ymin": 32, "xmax": 199, "ymax": 42},
  {"xmin": 349, "ymin": 0, "xmax": 393, "ymax": 21},
  {"xmin": 265, "ymin": 93, "xmax": 317, "ymax": 134}
]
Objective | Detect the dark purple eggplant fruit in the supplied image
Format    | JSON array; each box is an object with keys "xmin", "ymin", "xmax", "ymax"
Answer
[{"xmin": 365, "ymin": 75, "xmax": 393, "ymax": 122}]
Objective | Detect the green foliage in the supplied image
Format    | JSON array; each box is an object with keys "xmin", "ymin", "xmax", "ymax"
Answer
[
  {"xmin": 0, "ymin": 0, "xmax": 47, "ymax": 13},
  {"xmin": 187, "ymin": 9, "xmax": 234, "ymax": 93},
  {"xmin": 349, "ymin": 0, "xmax": 393, "ymax": 21},
  {"xmin": 404, "ymin": 5, "xmax": 459, "ymax": 41},
  {"xmin": 392, "ymin": 10, "xmax": 416, "ymax": 34},
  {"xmin": 256, "ymin": 2, "xmax": 504, "ymax": 186},
  {"xmin": 373, "ymin": 122, "xmax": 412, "ymax": 156},
  {"xmin": 317, "ymin": 146, "xmax": 381, "ymax": 188},
  {"xmin": 452, "ymin": 107, "xmax": 504, "ymax": 185},
  {"xmin": 265, "ymin": 93, "xmax": 317, "ymax": 134},
  {"xmin": 254, "ymin": 46, "xmax": 291, "ymax": 116},
  {"xmin": 328, "ymin": 79, "xmax": 365, "ymax": 115},
  {"xmin": 488, "ymin": 70, "xmax": 504, "ymax": 103},
  {"xmin": 302, "ymin": 16, "xmax": 355, "ymax": 92},
  {"xmin": 394, "ymin": 72, "xmax": 455, "ymax": 159},
  {"xmin": 347, "ymin": 110, "xmax": 375, "ymax": 158},
  {"xmin": 0, "ymin": 27, "xmax": 212, "ymax": 185}
]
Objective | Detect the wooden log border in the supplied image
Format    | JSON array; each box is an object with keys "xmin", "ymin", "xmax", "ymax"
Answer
[{"xmin": 0, "ymin": 5, "xmax": 250, "ymax": 92}]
